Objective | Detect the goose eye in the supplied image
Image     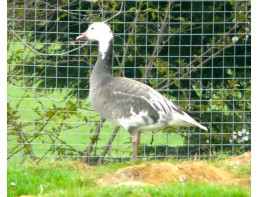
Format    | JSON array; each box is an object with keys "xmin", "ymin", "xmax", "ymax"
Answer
[{"xmin": 91, "ymin": 27, "xmax": 94, "ymax": 30}]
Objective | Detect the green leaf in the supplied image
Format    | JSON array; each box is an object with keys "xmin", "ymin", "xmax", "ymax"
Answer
[{"xmin": 151, "ymin": 12, "xmax": 156, "ymax": 20}]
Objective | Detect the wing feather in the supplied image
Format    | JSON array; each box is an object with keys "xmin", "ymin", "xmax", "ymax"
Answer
[{"xmin": 90, "ymin": 77, "xmax": 207, "ymax": 131}]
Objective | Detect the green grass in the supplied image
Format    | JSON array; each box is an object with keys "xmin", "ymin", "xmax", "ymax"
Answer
[
  {"xmin": 7, "ymin": 160, "xmax": 250, "ymax": 197},
  {"xmin": 72, "ymin": 183, "xmax": 249, "ymax": 197}
]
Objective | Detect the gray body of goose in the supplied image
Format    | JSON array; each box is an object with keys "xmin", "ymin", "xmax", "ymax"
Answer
[{"xmin": 76, "ymin": 22, "xmax": 207, "ymax": 161}]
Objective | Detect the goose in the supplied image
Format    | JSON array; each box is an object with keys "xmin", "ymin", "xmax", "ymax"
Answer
[{"xmin": 76, "ymin": 22, "xmax": 208, "ymax": 161}]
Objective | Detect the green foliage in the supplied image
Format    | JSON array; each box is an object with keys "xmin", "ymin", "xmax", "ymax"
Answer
[{"xmin": 7, "ymin": 86, "xmax": 96, "ymax": 162}]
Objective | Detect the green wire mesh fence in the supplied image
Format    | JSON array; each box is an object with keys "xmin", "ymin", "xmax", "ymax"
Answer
[{"xmin": 7, "ymin": 0, "xmax": 251, "ymax": 164}]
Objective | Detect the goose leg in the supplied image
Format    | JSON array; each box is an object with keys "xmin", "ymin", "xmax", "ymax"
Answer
[{"xmin": 130, "ymin": 130, "xmax": 141, "ymax": 161}]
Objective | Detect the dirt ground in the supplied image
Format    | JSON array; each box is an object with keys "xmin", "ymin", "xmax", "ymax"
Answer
[
  {"xmin": 220, "ymin": 152, "xmax": 251, "ymax": 167},
  {"xmin": 98, "ymin": 152, "xmax": 251, "ymax": 186}
]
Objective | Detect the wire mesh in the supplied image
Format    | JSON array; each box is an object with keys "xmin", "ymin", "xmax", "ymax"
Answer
[{"xmin": 7, "ymin": 0, "xmax": 251, "ymax": 164}]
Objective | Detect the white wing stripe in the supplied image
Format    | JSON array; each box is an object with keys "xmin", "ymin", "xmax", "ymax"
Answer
[
  {"xmin": 151, "ymin": 92, "xmax": 175, "ymax": 115},
  {"xmin": 141, "ymin": 93, "xmax": 176, "ymax": 116}
]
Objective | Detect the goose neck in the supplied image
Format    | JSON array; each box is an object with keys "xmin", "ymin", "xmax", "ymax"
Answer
[{"xmin": 97, "ymin": 38, "xmax": 113, "ymax": 64}]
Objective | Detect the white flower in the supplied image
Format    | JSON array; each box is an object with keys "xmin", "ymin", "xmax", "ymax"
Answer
[
  {"xmin": 232, "ymin": 132, "xmax": 237, "ymax": 139},
  {"xmin": 10, "ymin": 182, "xmax": 16, "ymax": 187},
  {"xmin": 229, "ymin": 139, "xmax": 233, "ymax": 143},
  {"xmin": 238, "ymin": 131, "xmax": 242, "ymax": 136},
  {"xmin": 232, "ymin": 36, "xmax": 239, "ymax": 43},
  {"xmin": 242, "ymin": 128, "xmax": 246, "ymax": 134},
  {"xmin": 242, "ymin": 136, "xmax": 249, "ymax": 142}
]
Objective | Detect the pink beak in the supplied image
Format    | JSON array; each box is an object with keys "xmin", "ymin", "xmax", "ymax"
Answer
[{"xmin": 76, "ymin": 32, "xmax": 88, "ymax": 41}]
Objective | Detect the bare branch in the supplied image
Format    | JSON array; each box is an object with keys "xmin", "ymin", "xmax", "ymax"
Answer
[
  {"xmin": 157, "ymin": 24, "xmax": 239, "ymax": 90},
  {"xmin": 142, "ymin": 1, "xmax": 174, "ymax": 82},
  {"xmin": 82, "ymin": 118, "xmax": 105, "ymax": 163},
  {"xmin": 97, "ymin": 126, "xmax": 120, "ymax": 165},
  {"xmin": 9, "ymin": 28, "xmax": 88, "ymax": 56},
  {"xmin": 8, "ymin": 111, "xmax": 56, "ymax": 159},
  {"xmin": 104, "ymin": 2, "xmax": 124, "ymax": 23}
]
